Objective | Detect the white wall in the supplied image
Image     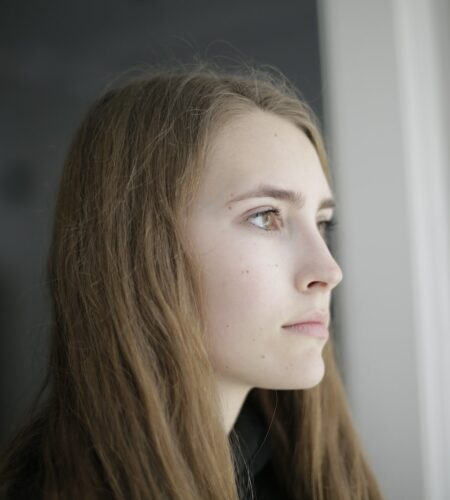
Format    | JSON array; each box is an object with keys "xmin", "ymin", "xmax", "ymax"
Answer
[{"xmin": 317, "ymin": 1, "xmax": 450, "ymax": 499}]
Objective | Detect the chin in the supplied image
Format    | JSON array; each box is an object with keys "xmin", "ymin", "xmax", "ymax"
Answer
[
  {"xmin": 299, "ymin": 369, "xmax": 325, "ymax": 389},
  {"xmin": 257, "ymin": 357, "xmax": 326, "ymax": 391},
  {"xmin": 293, "ymin": 359, "xmax": 325, "ymax": 389},
  {"xmin": 289, "ymin": 349, "xmax": 326, "ymax": 389}
]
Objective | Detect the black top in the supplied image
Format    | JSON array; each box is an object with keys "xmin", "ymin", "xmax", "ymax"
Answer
[{"xmin": 230, "ymin": 395, "xmax": 290, "ymax": 500}]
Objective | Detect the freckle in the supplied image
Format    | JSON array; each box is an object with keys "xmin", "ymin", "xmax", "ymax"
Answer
[
  {"xmin": 225, "ymin": 324, "xmax": 229, "ymax": 328},
  {"xmin": 260, "ymin": 355, "xmax": 266, "ymax": 359}
]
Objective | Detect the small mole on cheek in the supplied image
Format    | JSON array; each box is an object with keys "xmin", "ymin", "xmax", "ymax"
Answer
[
  {"xmin": 241, "ymin": 269, "xmax": 250, "ymax": 274},
  {"xmin": 260, "ymin": 355, "xmax": 266, "ymax": 359},
  {"xmin": 225, "ymin": 324, "xmax": 229, "ymax": 328}
]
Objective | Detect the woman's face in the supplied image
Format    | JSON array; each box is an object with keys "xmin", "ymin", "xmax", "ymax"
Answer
[{"xmin": 185, "ymin": 110, "xmax": 343, "ymax": 393}]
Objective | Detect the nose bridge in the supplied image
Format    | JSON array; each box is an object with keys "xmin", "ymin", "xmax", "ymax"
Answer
[{"xmin": 295, "ymin": 227, "xmax": 343, "ymax": 290}]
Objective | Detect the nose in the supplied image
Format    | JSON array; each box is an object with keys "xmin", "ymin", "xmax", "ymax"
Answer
[{"xmin": 294, "ymin": 239, "xmax": 343, "ymax": 292}]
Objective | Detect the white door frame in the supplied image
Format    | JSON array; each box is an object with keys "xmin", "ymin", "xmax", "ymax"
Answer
[{"xmin": 317, "ymin": 1, "xmax": 450, "ymax": 498}]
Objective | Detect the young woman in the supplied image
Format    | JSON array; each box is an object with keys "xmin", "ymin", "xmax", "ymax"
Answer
[{"xmin": 0, "ymin": 63, "xmax": 383, "ymax": 499}]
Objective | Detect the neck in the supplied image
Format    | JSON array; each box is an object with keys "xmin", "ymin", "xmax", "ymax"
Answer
[{"xmin": 215, "ymin": 376, "xmax": 252, "ymax": 434}]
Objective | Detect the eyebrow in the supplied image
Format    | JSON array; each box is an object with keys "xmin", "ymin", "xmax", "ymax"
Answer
[{"xmin": 226, "ymin": 183, "xmax": 336, "ymax": 211}]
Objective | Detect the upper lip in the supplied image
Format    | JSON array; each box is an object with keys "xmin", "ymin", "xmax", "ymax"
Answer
[{"xmin": 283, "ymin": 310, "xmax": 329, "ymax": 327}]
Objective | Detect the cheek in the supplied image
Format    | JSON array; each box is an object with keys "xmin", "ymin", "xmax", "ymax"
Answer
[{"xmin": 199, "ymin": 239, "xmax": 281, "ymax": 350}]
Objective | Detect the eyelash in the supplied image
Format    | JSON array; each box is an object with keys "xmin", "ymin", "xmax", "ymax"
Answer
[{"xmin": 247, "ymin": 208, "xmax": 338, "ymax": 239}]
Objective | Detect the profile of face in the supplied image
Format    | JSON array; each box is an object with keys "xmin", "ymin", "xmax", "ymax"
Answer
[{"xmin": 185, "ymin": 110, "xmax": 343, "ymax": 397}]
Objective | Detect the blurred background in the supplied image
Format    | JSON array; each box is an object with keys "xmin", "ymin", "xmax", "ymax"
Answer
[{"xmin": 1, "ymin": 1, "xmax": 449, "ymax": 499}]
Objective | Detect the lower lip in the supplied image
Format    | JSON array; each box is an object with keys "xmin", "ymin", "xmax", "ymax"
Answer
[{"xmin": 282, "ymin": 322, "xmax": 329, "ymax": 339}]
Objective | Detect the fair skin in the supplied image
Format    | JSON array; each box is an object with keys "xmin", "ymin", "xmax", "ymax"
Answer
[{"xmin": 185, "ymin": 110, "xmax": 343, "ymax": 433}]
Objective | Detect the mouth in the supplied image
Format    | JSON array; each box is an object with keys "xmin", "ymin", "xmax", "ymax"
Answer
[
  {"xmin": 282, "ymin": 309, "xmax": 330, "ymax": 339},
  {"xmin": 283, "ymin": 310, "xmax": 329, "ymax": 328},
  {"xmin": 282, "ymin": 322, "xmax": 329, "ymax": 339}
]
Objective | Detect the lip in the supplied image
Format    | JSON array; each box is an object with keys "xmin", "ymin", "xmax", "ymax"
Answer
[
  {"xmin": 282, "ymin": 310, "xmax": 330, "ymax": 339},
  {"xmin": 282, "ymin": 322, "xmax": 329, "ymax": 339},
  {"xmin": 283, "ymin": 310, "xmax": 329, "ymax": 328}
]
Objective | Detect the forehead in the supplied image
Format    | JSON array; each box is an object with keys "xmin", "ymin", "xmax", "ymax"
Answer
[{"xmin": 198, "ymin": 110, "xmax": 331, "ymax": 208}]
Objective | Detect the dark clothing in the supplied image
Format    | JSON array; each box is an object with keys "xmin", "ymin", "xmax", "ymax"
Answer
[{"xmin": 230, "ymin": 396, "xmax": 290, "ymax": 500}]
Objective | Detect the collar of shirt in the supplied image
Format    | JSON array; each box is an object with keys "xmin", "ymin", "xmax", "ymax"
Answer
[{"xmin": 229, "ymin": 394, "xmax": 273, "ymax": 480}]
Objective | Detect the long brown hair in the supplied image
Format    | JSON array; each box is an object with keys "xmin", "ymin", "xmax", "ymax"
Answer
[{"xmin": 0, "ymin": 62, "xmax": 383, "ymax": 499}]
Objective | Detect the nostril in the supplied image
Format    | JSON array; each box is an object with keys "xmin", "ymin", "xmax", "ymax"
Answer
[{"xmin": 307, "ymin": 280, "xmax": 328, "ymax": 288}]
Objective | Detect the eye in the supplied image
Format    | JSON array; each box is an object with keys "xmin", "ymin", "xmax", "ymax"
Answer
[
  {"xmin": 247, "ymin": 208, "xmax": 283, "ymax": 232},
  {"xmin": 317, "ymin": 218, "xmax": 338, "ymax": 242}
]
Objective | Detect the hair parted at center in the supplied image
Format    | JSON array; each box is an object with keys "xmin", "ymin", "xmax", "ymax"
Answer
[{"xmin": 0, "ymin": 61, "xmax": 383, "ymax": 499}]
